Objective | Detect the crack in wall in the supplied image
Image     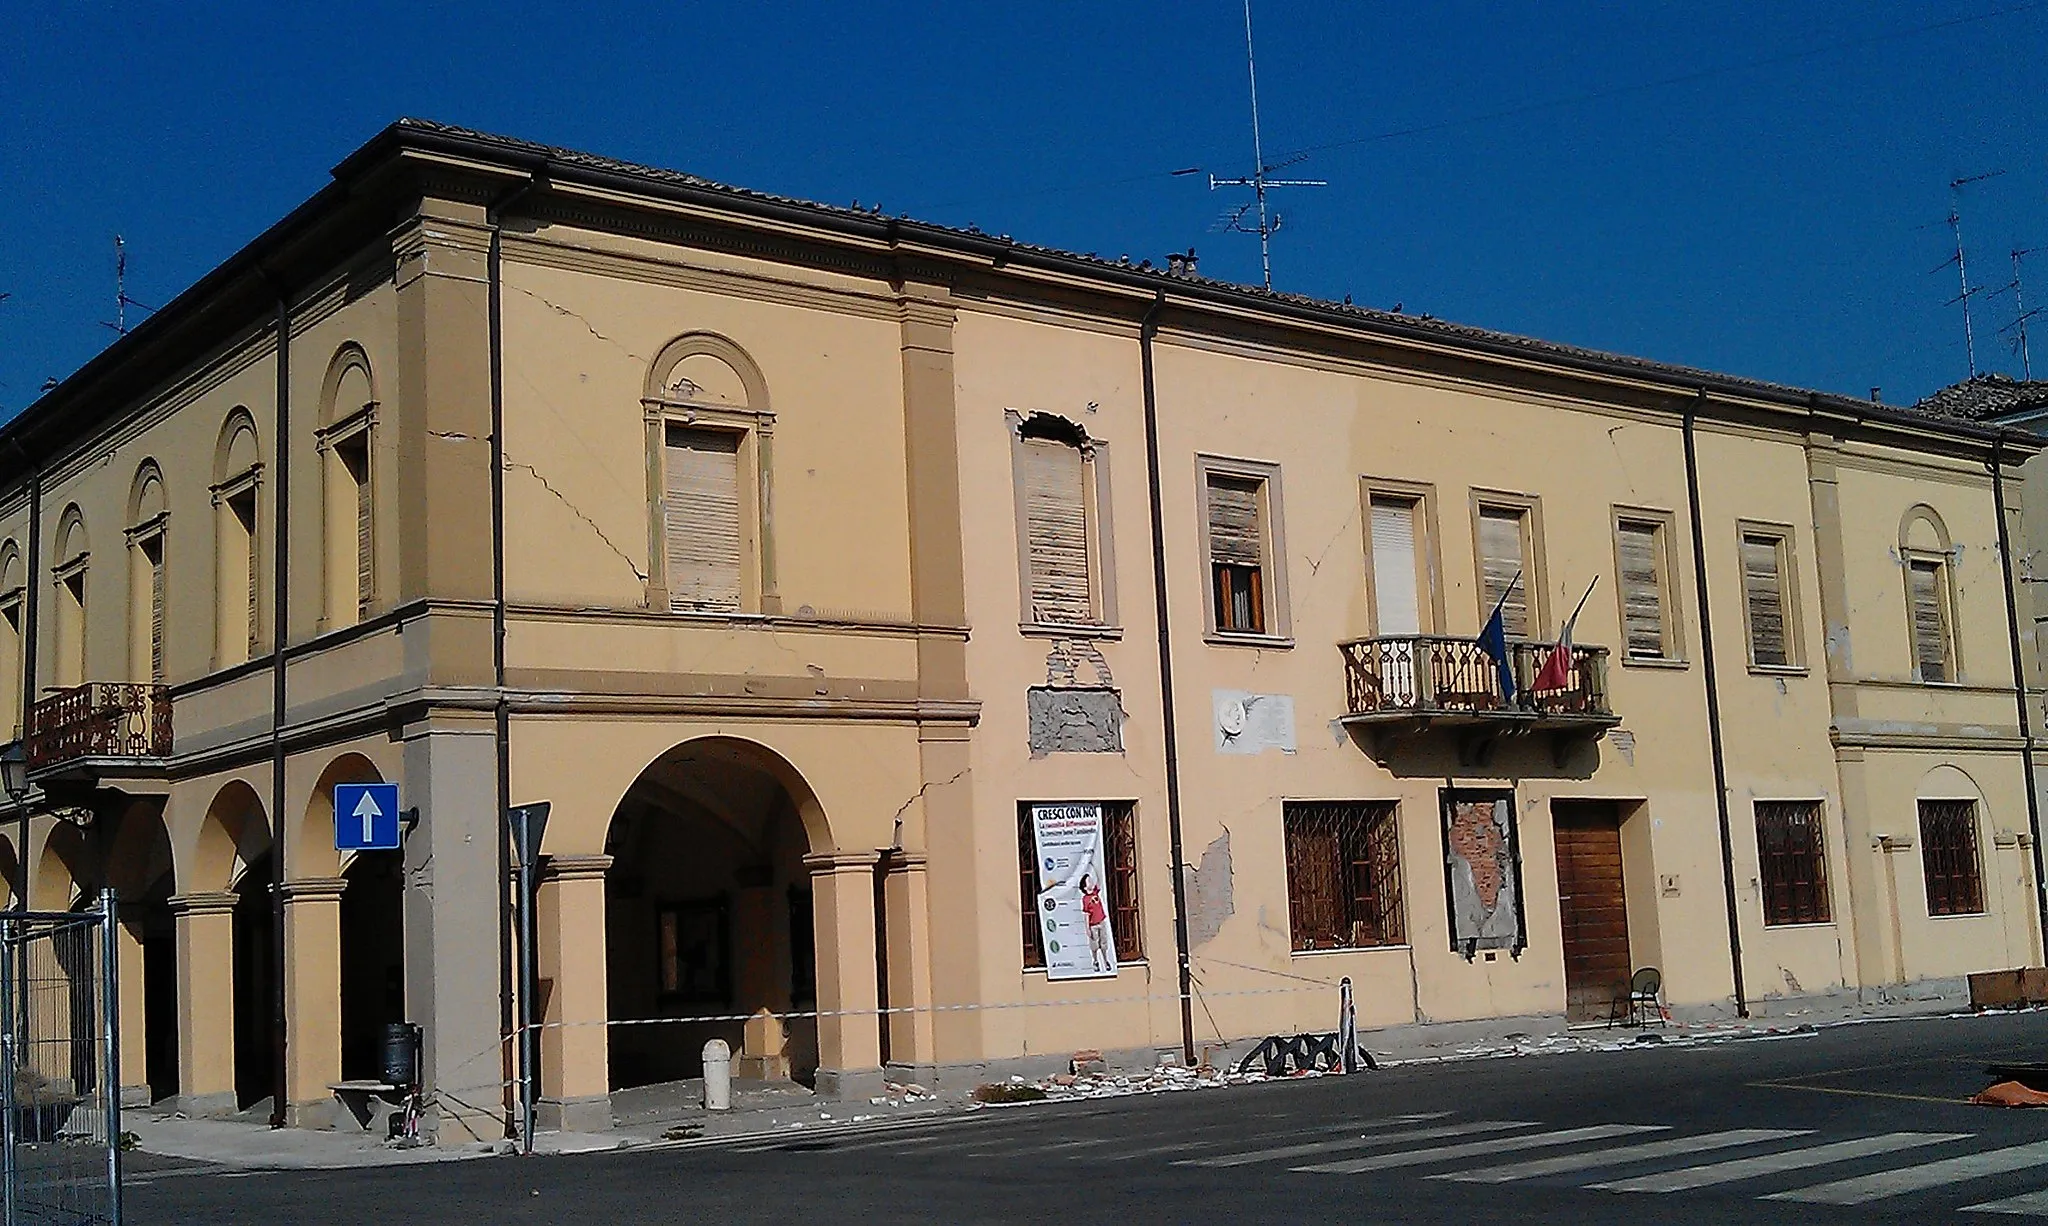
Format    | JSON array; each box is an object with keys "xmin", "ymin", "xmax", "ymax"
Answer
[
  {"xmin": 502, "ymin": 458, "xmax": 648, "ymax": 582},
  {"xmin": 887, "ymin": 766, "xmax": 972, "ymax": 838},
  {"xmin": 507, "ymin": 284, "xmax": 652, "ymax": 369}
]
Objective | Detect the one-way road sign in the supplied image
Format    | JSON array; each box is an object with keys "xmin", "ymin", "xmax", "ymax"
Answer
[{"xmin": 334, "ymin": 782, "xmax": 402, "ymax": 851}]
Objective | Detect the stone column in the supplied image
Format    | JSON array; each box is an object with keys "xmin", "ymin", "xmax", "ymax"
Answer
[
  {"xmin": 881, "ymin": 853, "xmax": 936, "ymax": 1083},
  {"xmin": 537, "ymin": 853, "xmax": 610, "ymax": 1131},
  {"xmin": 280, "ymin": 876, "xmax": 346, "ymax": 1123},
  {"xmin": 168, "ymin": 891, "xmax": 238, "ymax": 1115},
  {"xmin": 116, "ymin": 904, "xmax": 149, "ymax": 1107},
  {"xmin": 805, "ymin": 851, "xmax": 882, "ymax": 1098}
]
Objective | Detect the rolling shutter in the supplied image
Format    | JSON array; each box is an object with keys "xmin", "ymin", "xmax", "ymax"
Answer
[
  {"xmin": 1617, "ymin": 520, "xmax": 1664, "ymax": 658},
  {"xmin": 1370, "ymin": 499, "xmax": 1421, "ymax": 636},
  {"xmin": 351, "ymin": 442, "xmax": 374, "ymax": 618},
  {"xmin": 1742, "ymin": 534, "xmax": 1787, "ymax": 666},
  {"xmin": 148, "ymin": 542, "xmax": 165, "ymax": 683},
  {"xmin": 664, "ymin": 426, "xmax": 743, "ymax": 611},
  {"xmin": 1478, "ymin": 508, "xmax": 1528, "ymax": 637},
  {"xmin": 1020, "ymin": 438, "xmax": 1093, "ymax": 623},
  {"xmin": 1910, "ymin": 559, "xmax": 1948, "ymax": 682},
  {"xmin": 243, "ymin": 500, "xmax": 260, "ymax": 657},
  {"xmin": 1207, "ymin": 476, "xmax": 1264, "ymax": 567}
]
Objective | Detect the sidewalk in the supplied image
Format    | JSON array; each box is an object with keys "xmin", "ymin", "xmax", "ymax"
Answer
[{"xmin": 127, "ymin": 987, "xmax": 2013, "ymax": 1172}]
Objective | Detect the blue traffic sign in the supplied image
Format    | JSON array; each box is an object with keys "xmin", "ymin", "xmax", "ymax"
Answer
[{"xmin": 334, "ymin": 782, "xmax": 401, "ymax": 851}]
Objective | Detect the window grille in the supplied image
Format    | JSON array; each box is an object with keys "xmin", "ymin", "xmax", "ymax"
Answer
[
  {"xmin": 1918, "ymin": 799, "xmax": 1984, "ymax": 916},
  {"xmin": 1283, "ymin": 802, "xmax": 1404, "ymax": 951},
  {"xmin": 1756, "ymin": 801, "xmax": 1830, "ymax": 925},
  {"xmin": 1018, "ymin": 802, "xmax": 1142, "ymax": 966}
]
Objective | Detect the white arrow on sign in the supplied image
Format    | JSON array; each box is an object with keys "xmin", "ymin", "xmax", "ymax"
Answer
[{"xmin": 352, "ymin": 790, "xmax": 384, "ymax": 845}]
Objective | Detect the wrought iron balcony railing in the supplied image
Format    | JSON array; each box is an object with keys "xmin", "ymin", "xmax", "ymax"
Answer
[
  {"xmin": 25, "ymin": 683, "xmax": 172, "ymax": 773},
  {"xmin": 1339, "ymin": 635, "xmax": 1615, "ymax": 725}
]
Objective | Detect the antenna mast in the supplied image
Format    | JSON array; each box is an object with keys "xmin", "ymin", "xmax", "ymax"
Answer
[
  {"xmin": 1208, "ymin": 0, "xmax": 1325, "ymax": 291},
  {"xmin": 2004, "ymin": 247, "xmax": 2043, "ymax": 382},
  {"xmin": 1944, "ymin": 171, "xmax": 2005, "ymax": 378},
  {"xmin": 99, "ymin": 235, "xmax": 155, "ymax": 337}
]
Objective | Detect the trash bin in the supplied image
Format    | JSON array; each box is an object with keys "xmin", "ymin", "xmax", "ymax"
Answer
[{"xmin": 382, "ymin": 1022, "xmax": 421, "ymax": 1090}]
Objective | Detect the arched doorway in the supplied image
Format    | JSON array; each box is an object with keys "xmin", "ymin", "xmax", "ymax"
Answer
[
  {"xmin": 232, "ymin": 849, "xmax": 274, "ymax": 1111},
  {"xmin": 193, "ymin": 780, "xmax": 275, "ymax": 1114},
  {"xmin": 105, "ymin": 799, "xmax": 178, "ymax": 1103},
  {"xmin": 603, "ymin": 739, "xmax": 823, "ymax": 1093},
  {"xmin": 304, "ymin": 755, "xmax": 405, "ymax": 1085},
  {"xmin": 34, "ymin": 825, "xmax": 101, "ymax": 1099}
]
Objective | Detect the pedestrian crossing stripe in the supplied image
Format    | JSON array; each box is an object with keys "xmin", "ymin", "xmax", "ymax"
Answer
[
  {"xmin": 1296, "ymin": 1123, "xmax": 1665, "ymax": 1174},
  {"xmin": 1768, "ymin": 1139, "xmax": 2048, "ymax": 1205},
  {"xmin": 1176, "ymin": 1120, "xmax": 1535, "ymax": 1169},
  {"xmin": 1592, "ymin": 1132, "xmax": 1969, "ymax": 1193},
  {"xmin": 1432, "ymin": 1128, "xmax": 1806, "ymax": 1184}
]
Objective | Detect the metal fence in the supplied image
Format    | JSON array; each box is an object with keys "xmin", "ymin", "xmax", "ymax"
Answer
[{"xmin": 0, "ymin": 896, "xmax": 120, "ymax": 1226}]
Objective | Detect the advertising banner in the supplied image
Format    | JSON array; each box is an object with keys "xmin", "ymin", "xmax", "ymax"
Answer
[{"xmin": 1029, "ymin": 803, "xmax": 1118, "ymax": 981}]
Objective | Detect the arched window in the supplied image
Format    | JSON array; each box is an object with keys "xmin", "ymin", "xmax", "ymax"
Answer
[
  {"xmin": 52, "ymin": 505, "xmax": 89, "ymax": 690},
  {"xmin": 642, "ymin": 334, "xmax": 776, "ymax": 614},
  {"xmin": 0, "ymin": 541, "xmax": 22, "ymax": 736},
  {"xmin": 1899, "ymin": 505, "xmax": 1959, "ymax": 684},
  {"xmin": 212, "ymin": 410, "xmax": 263, "ymax": 668},
  {"xmin": 127, "ymin": 461, "xmax": 169, "ymax": 684},
  {"xmin": 317, "ymin": 346, "xmax": 378, "ymax": 628}
]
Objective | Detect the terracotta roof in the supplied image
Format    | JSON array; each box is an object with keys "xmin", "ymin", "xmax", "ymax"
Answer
[{"xmin": 1911, "ymin": 373, "xmax": 2048, "ymax": 423}]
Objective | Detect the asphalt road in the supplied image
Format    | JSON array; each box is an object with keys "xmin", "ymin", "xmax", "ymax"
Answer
[{"xmin": 130, "ymin": 1010, "xmax": 2048, "ymax": 1224}]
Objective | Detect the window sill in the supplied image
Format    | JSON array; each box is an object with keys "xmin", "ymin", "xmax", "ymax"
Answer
[
  {"xmin": 1019, "ymin": 622, "xmax": 1124, "ymax": 641},
  {"xmin": 1926, "ymin": 909, "xmax": 1990, "ymax": 921},
  {"xmin": 1747, "ymin": 663, "xmax": 1810, "ymax": 678},
  {"xmin": 1620, "ymin": 656, "xmax": 1691, "ymax": 671},
  {"xmin": 1022, "ymin": 961, "xmax": 1148, "ymax": 976},
  {"xmin": 1910, "ymin": 678, "xmax": 1967, "ymax": 689},
  {"xmin": 1759, "ymin": 919, "xmax": 1835, "ymax": 931},
  {"xmin": 1204, "ymin": 632, "xmax": 1295, "ymax": 650},
  {"xmin": 1290, "ymin": 944, "xmax": 1410, "ymax": 957}
]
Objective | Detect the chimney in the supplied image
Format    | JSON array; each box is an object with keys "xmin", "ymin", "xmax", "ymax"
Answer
[
  {"xmin": 1183, "ymin": 247, "xmax": 1198, "ymax": 277},
  {"xmin": 1870, "ymin": 387, "xmax": 1881, "ymax": 403},
  {"xmin": 1167, "ymin": 253, "xmax": 1185, "ymax": 277}
]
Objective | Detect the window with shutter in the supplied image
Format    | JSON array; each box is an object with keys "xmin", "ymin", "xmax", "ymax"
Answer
[
  {"xmin": 225, "ymin": 488, "xmax": 259, "ymax": 661},
  {"xmin": 143, "ymin": 536, "xmax": 165, "ymax": 684},
  {"xmin": 1208, "ymin": 474, "xmax": 1266, "ymax": 633},
  {"xmin": 664, "ymin": 425, "xmax": 743, "ymax": 612},
  {"xmin": 336, "ymin": 433, "xmax": 373, "ymax": 620},
  {"xmin": 1370, "ymin": 498, "xmax": 1421, "ymax": 636},
  {"xmin": 1283, "ymin": 802, "xmax": 1404, "ymax": 951},
  {"xmin": 1742, "ymin": 532, "xmax": 1789, "ymax": 666},
  {"xmin": 1756, "ymin": 801, "xmax": 1830, "ymax": 925},
  {"xmin": 1020, "ymin": 438, "xmax": 1094, "ymax": 623},
  {"xmin": 1616, "ymin": 519, "xmax": 1666, "ymax": 658},
  {"xmin": 1478, "ymin": 507, "xmax": 1529, "ymax": 637},
  {"xmin": 0, "ymin": 598, "xmax": 18, "ymax": 738},
  {"xmin": 1909, "ymin": 558, "xmax": 1949, "ymax": 683}
]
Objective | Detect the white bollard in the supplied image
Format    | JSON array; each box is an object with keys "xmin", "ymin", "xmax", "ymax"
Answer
[{"xmin": 703, "ymin": 1038, "xmax": 732, "ymax": 1111}]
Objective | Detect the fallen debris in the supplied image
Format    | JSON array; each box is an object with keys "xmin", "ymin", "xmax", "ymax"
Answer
[{"xmin": 1973, "ymin": 1080, "xmax": 2048, "ymax": 1108}]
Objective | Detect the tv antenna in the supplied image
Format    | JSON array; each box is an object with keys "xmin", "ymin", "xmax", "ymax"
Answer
[
  {"xmin": 99, "ymin": 235, "xmax": 156, "ymax": 337},
  {"xmin": 1936, "ymin": 171, "xmax": 2005, "ymax": 378},
  {"xmin": 1207, "ymin": 0, "xmax": 1325, "ymax": 291},
  {"xmin": 1999, "ymin": 247, "xmax": 2043, "ymax": 381}
]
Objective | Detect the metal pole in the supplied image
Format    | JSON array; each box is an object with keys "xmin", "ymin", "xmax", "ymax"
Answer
[
  {"xmin": 2, "ymin": 917, "xmax": 18, "ymax": 1226},
  {"xmin": 516, "ymin": 813, "xmax": 537, "ymax": 1156},
  {"xmin": 99, "ymin": 890, "xmax": 120, "ymax": 1226}
]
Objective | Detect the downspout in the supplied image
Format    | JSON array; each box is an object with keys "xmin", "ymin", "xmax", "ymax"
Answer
[
  {"xmin": 486, "ymin": 175, "xmax": 537, "ymax": 1141},
  {"xmin": 268, "ymin": 287, "xmax": 292, "ymax": 1127},
  {"xmin": 1136, "ymin": 292, "xmax": 1196, "ymax": 1067},
  {"xmin": 1682, "ymin": 393, "xmax": 1748, "ymax": 1017},
  {"xmin": 12, "ymin": 444, "xmax": 37, "ymax": 914},
  {"xmin": 1990, "ymin": 436, "xmax": 2048, "ymax": 956}
]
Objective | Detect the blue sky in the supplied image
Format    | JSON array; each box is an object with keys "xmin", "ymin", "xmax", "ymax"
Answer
[{"xmin": 2, "ymin": 1, "xmax": 2044, "ymax": 417}]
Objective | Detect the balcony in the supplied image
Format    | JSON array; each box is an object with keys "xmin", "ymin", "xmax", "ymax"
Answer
[
  {"xmin": 1339, "ymin": 635, "xmax": 1618, "ymax": 766},
  {"xmin": 25, "ymin": 683, "xmax": 173, "ymax": 784}
]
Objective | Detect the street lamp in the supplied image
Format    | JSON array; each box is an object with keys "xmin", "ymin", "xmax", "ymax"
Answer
[{"xmin": 0, "ymin": 741, "xmax": 26, "ymax": 809}]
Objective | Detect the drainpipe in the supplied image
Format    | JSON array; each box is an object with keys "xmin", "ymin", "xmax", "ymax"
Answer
[
  {"xmin": 486, "ymin": 175, "xmax": 538, "ymax": 1141},
  {"xmin": 1990, "ymin": 436, "xmax": 2048, "ymax": 957},
  {"xmin": 1136, "ymin": 292, "xmax": 1196, "ymax": 1067},
  {"xmin": 12, "ymin": 443, "xmax": 37, "ymax": 915},
  {"xmin": 267, "ymin": 287, "xmax": 293, "ymax": 1127},
  {"xmin": 1682, "ymin": 393, "xmax": 1748, "ymax": 1017}
]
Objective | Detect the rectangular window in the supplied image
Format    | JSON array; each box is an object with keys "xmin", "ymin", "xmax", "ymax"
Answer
[
  {"xmin": 663, "ymin": 425, "xmax": 743, "ymax": 612},
  {"xmin": 1369, "ymin": 498, "xmax": 1423, "ymax": 637},
  {"xmin": 1756, "ymin": 801, "xmax": 1830, "ymax": 926},
  {"xmin": 1919, "ymin": 799, "xmax": 1984, "ymax": 916},
  {"xmin": 1477, "ymin": 506, "xmax": 1530, "ymax": 637},
  {"xmin": 1909, "ymin": 558, "xmax": 1951, "ymax": 683},
  {"xmin": 333, "ymin": 431, "xmax": 373, "ymax": 621},
  {"xmin": 1018, "ymin": 801, "xmax": 1142, "ymax": 966},
  {"xmin": 55, "ymin": 569, "xmax": 86, "ymax": 689},
  {"xmin": 1019, "ymin": 435, "xmax": 1097, "ymax": 623},
  {"xmin": 1615, "ymin": 516, "xmax": 1670, "ymax": 659},
  {"xmin": 1207, "ymin": 474, "xmax": 1267, "ymax": 634},
  {"xmin": 0, "ymin": 595, "xmax": 19, "ymax": 738},
  {"xmin": 132, "ymin": 533, "xmax": 165, "ymax": 684},
  {"xmin": 1283, "ymin": 802, "xmax": 1405, "ymax": 951},
  {"xmin": 1742, "ymin": 530, "xmax": 1792, "ymax": 667},
  {"xmin": 225, "ymin": 486, "xmax": 259, "ymax": 662},
  {"xmin": 655, "ymin": 899, "xmax": 731, "ymax": 1004}
]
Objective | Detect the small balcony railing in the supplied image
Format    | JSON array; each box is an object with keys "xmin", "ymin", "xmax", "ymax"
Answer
[
  {"xmin": 1339, "ymin": 635, "xmax": 1615, "ymax": 724},
  {"xmin": 25, "ymin": 683, "xmax": 172, "ymax": 773}
]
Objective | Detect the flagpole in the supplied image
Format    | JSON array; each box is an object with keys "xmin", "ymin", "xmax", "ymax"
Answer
[{"xmin": 1560, "ymin": 575, "xmax": 1599, "ymax": 639}]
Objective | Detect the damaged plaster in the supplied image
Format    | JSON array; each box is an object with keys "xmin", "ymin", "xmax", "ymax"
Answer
[
  {"xmin": 1181, "ymin": 829, "xmax": 1236, "ymax": 947},
  {"xmin": 1027, "ymin": 687, "xmax": 1124, "ymax": 755}
]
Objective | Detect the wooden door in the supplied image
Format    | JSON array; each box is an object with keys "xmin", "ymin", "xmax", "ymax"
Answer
[{"xmin": 1553, "ymin": 802, "xmax": 1631, "ymax": 1021}]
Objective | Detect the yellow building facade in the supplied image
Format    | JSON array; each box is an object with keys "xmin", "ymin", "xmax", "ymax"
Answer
[{"xmin": 1, "ymin": 120, "xmax": 2039, "ymax": 1138}]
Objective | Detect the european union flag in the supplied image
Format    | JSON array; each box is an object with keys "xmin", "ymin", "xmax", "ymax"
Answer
[{"xmin": 1477, "ymin": 603, "xmax": 1515, "ymax": 703}]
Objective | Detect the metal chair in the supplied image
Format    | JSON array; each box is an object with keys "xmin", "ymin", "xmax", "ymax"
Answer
[{"xmin": 1607, "ymin": 967, "xmax": 1665, "ymax": 1028}]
